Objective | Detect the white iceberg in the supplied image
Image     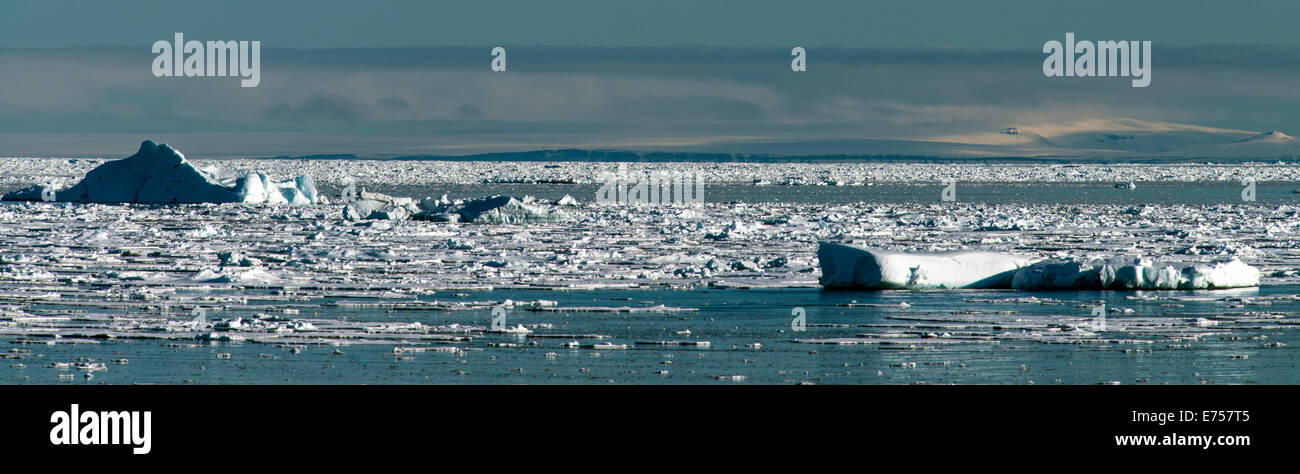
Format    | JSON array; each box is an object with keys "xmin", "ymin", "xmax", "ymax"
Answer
[
  {"xmin": 818, "ymin": 242, "xmax": 1263, "ymax": 291},
  {"xmin": 1011, "ymin": 257, "xmax": 1260, "ymax": 290},
  {"xmin": 342, "ymin": 191, "xmax": 420, "ymax": 221},
  {"xmin": 189, "ymin": 268, "xmax": 280, "ymax": 284},
  {"xmin": 817, "ymin": 242, "xmax": 1036, "ymax": 289},
  {"xmin": 2, "ymin": 140, "xmax": 319, "ymax": 204}
]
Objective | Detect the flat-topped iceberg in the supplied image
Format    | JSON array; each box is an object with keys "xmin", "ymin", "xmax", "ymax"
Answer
[
  {"xmin": 817, "ymin": 242, "xmax": 1036, "ymax": 289},
  {"xmin": 1011, "ymin": 257, "xmax": 1260, "ymax": 290},
  {"xmin": 818, "ymin": 242, "xmax": 1262, "ymax": 290},
  {"xmin": 1, "ymin": 140, "xmax": 319, "ymax": 204}
]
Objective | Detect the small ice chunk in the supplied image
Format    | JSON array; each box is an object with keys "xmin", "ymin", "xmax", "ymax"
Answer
[{"xmin": 492, "ymin": 324, "xmax": 533, "ymax": 334}]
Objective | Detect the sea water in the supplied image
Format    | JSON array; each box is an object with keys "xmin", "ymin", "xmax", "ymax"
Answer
[
  {"xmin": 2, "ymin": 177, "xmax": 1298, "ymax": 385},
  {"xmin": 6, "ymin": 285, "xmax": 1299, "ymax": 385}
]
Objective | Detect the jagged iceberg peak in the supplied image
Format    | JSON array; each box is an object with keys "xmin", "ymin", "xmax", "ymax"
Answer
[{"xmin": 2, "ymin": 140, "xmax": 320, "ymax": 205}]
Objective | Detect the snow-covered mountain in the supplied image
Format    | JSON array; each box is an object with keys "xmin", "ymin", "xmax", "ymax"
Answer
[
  {"xmin": 647, "ymin": 118, "xmax": 1300, "ymax": 160},
  {"xmin": 907, "ymin": 119, "xmax": 1300, "ymax": 159}
]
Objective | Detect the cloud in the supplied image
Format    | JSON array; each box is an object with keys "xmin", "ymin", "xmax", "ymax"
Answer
[
  {"xmin": 263, "ymin": 92, "xmax": 367, "ymax": 123},
  {"xmin": 376, "ymin": 95, "xmax": 410, "ymax": 112},
  {"xmin": 455, "ymin": 103, "xmax": 482, "ymax": 119},
  {"xmin": 608, "ymin": 94, "xmax": 766, "ymax": 121},
  {"xmin": 3, "ymin": 45, "xmax": 1300, "ymax": 154}
]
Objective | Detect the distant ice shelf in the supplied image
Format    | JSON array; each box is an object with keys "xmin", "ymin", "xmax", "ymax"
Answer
[{"xmin": 1, "ymin": 140, "xmax": 320, "ymax": 204}]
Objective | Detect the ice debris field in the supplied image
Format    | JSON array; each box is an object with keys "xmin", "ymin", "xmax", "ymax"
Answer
[{"xmin": 2, "ymin": 141, "xmax": 1300, "ymax": 384}]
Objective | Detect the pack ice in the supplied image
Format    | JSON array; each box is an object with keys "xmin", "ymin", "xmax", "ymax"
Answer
[
  {"xmin": 818, "ymin": 242, "xmax": 1261, "ymax": 290},
  {"xmin": 1, "ymin": 140, "xmax": 319, "ymax": 204}
]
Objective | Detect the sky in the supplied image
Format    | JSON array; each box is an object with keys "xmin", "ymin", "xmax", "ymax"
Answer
[
  {"xmin": 1, "ymin": 1, "xmax": 1299, "ymax": 156},
  {"xmin": 5, "ymin": 0, "xmax": 1300, "ymax": 49}
]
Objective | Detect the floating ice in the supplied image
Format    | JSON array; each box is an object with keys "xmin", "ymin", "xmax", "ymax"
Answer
[
  {"xmin": 817, "ymin": 242, "xmax": 1037, "ymax": 289},
  {"xmin": 342, "ymin": 191, "xmax": 420, "ymax": 221},
  {"xmin": 1, "ymin": 140, "xmax": 319, "ymax": 204},
  {"xmin": 417, "ymin": 195, "xmax": 570, "ymax": 224},
  {"xmin": 343, "ymin": 192, "xmax": 570, "ymax": 223},
  {"xmin": 491, "ymin": 324, "xmax": 533, "ymax": 334},
  {"xmin": 819, "ymin": 243, "xmax": 1262, "ymax": 291},
  {"xmin": 189, "ymin": 267, "xmax": 280, "ymax": 284},
  {"xmin": 1012, "ymin": 257, "xmax": 1261, "ymax": 290}
]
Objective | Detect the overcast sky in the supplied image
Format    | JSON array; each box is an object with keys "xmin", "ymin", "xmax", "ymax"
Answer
[
  {"xmin": 2, "ymin": 1, "xmax": 1298, "ymax": 156},
  {"xmin": 5, "ymin": 0, "xmax": 1300, "ymax": 48}
]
